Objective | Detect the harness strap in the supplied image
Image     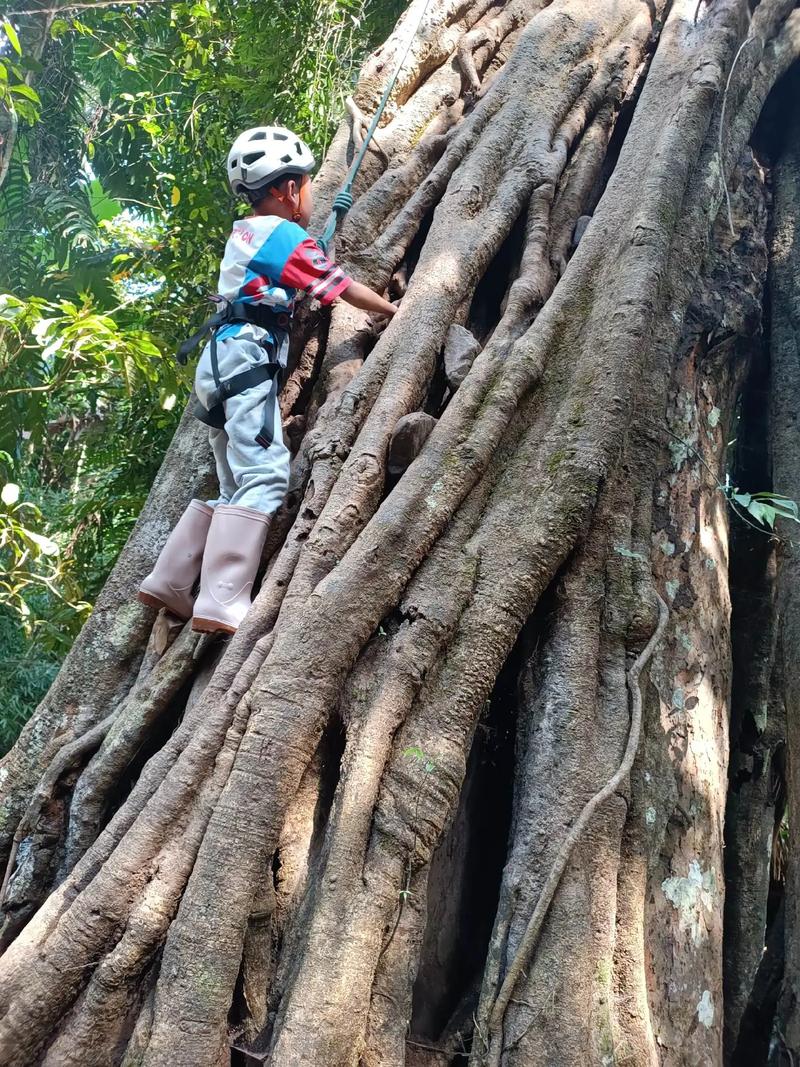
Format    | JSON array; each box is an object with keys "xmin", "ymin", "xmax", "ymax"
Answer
[
  {"xmin": 177, "ymin": 300, "xmax": 292, "ymax": 366},
  {"xmin": 254, "ymin": 368, "xmax": 282, "ymax": 450},
  {"xmin": 177, "ymin": 308, "xmax": 227, "ymax": 366},
  {"xmin": 193, "ymin": 361, "xmax": 284, "ymax": 450},
  {"xmin": 210, "ymin": 329, "xmax": 221, "ymax": 389}
]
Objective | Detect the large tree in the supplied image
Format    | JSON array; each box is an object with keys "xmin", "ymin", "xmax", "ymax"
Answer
[{"xmin": 0, "ymin": 0, "xmax": 799, "ymax": 1064}]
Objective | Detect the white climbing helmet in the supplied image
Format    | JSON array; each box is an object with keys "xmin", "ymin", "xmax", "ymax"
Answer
[{"xmin": 227, "ymin": 126, "xmax": 315, "ymax": 199}]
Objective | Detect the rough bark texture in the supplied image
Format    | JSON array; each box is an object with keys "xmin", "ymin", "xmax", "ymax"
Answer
[
  {"xmin": 773, "ymin": 81, "xmax": 800, "ymax": 1065},
  {"xmin": 1, "ymin": 2, "xmax": 800, "ymax": 1065}
]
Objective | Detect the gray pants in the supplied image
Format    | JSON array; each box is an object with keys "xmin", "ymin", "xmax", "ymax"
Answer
[{"xmin": 195, "ymin": 332, "xmax": 290, "ymax": 516}]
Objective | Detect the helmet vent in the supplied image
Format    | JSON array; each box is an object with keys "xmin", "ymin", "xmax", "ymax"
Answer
[
  {"xmin": 251, "ymin": 131, "xmax": 267, "ymax": 140},
  {"xmin": 243, "ymin": 151, "xmax": 264, "ymax": 164},
  {"xmin": 274, "ymin": 131, "xmax": 288, "ymax": 140},
  {"xmin": 295, "ymin": 141, "xmax": 302, "ymax": 153},
  {"xmin": 280, "ymin": 154, "xmax": 292, "ymax": 163},
  {"xmin": 230, "ymin": 158, "xmax": 237, "ymax": 167}
]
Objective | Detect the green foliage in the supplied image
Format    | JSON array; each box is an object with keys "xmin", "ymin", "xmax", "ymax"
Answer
[
  {"xmin": 0, "ymin": 0, "xmax": 400, "ymax": 750},
  {"xmin": 403, "ymin": 745, "xmax": 438, "ymax": 774},
  {"xmin": 725, "ymin": 489, "xmax": 800, "ymax": 531},
  {"xmin": 0, "ymin": 477, "xmax": 69, "ymax": 620},
  {"xmin": 0, "ymin": 21, "xmax": 42, "ymax": 125},
  {"xmin": 667, "ymin": 427, "xmax": 800, "ymax": 539},
  {"xmin": 0, "ymin": 606, "xmax": 60, "ymax": 756}
]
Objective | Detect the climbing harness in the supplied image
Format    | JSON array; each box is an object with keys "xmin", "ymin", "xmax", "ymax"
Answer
[
  {"xmin": 316, "ymin": 0, "xmax": 433, "ymax": 253},
  {"xmin": 178, "ymin": 298, "xmax": 288, "ymax": 450}
]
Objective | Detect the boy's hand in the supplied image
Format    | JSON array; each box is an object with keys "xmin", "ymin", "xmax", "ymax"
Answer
[
  {"xmin": 341, "ymin": 280, "xmax": 398, "ymax": 321},
  {"xmin": 370, "ymin": 298, "xmax": 400, "ymax": 335}
]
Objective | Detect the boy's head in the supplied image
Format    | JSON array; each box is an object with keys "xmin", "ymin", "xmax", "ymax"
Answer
[{"xmin": 227, "ymin": 126, "xmax": 315, "ymax": 227}]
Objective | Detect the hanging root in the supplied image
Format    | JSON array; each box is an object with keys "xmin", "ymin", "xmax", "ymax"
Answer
[
  {"xmin": 345, "ymin": 95, "xmax": 389, "ymax": 163},
  {"xmin": 456, "ymin": 0, "xmax": 538, "ymax": 95},
  {"xmin": 483, "ymin": 592, "xmax": 669, "ymax": 1067}
]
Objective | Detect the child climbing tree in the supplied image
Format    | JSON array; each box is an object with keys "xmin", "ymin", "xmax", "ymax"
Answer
[{"xmin": 0, "ymin": 1, "xmax": 799, "ymax": 1065}]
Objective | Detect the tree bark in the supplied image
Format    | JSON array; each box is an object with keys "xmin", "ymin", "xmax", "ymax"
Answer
[
  {"xmin": 773, "ymin": 76, "xmax": 800, "ymax": 1064},
  {"xmin": 1, "ymin": 2, "xmax": 799, "ymax": 1065}
]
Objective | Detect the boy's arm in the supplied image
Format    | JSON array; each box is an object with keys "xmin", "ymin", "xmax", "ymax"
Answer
[
  {"xmin": 271, "ymin": 225, "xmax": 397, "ymax": 316},
  {"xmin": 273, "ymin": 228, "xmax": 353, "ymax": 305},
  {"xmin": 340, "ymin": 280, "xmax": 397, "ymax": 318}
]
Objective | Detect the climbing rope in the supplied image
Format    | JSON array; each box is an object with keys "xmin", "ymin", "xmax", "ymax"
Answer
[{"xmin": 316, "ymin": 0, "xmax": 433, "ymax": 253}]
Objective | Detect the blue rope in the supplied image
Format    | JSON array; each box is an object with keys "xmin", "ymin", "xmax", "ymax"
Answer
[{"xmin": 316, "ymin": 0, "xmax": 432, "ymax": 254}]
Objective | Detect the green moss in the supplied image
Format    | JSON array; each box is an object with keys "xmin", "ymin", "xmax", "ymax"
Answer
[
  {"xmin": 547, "ymin": 449, "xmax": 568, "ymax": 474},
  {"xmin": 407, "ymin": 114, "xmax": 432, "ymax": 149}
]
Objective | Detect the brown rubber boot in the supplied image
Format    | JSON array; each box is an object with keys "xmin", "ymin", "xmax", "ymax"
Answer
[
  {"xmin": 191, "ymin": 504, "xmax": 271, "ymax": 635},
  {"xmin": 138, "ymin": 499, "xmax": 213, "ymax": 620}
]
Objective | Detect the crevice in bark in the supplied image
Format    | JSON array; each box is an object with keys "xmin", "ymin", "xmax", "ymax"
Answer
[
  {"xmin": 732, "ymin": 896, "xmax": 786, "ymax": 1067},
  {"xmin": 588, "ymin": 6, "xmax": 662, "ymax": 210},
  {"xmin": 309, "ymin": 712, "xmax": 348, "ymax": 863},
  {"xmin": 723, "ymin": 65, "xmax": 800, "ymax": 1061},
  {"xmin": 723, "ymin": 334, "xmax": 785, "ymax": 1061},
  {"xmin": 465, "ymin": 209, "xmax": 528, "ymax": 344},
  {"xmin": 409, "ymin": 632, "xmax": 519, "ymax": 1046}
]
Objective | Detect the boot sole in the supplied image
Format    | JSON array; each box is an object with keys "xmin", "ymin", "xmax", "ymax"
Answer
[
  {"xmin": 192, "ymin": 616, "xmax": 237, "ymax": 636},
  {"xmin": 138, "ymin": 591, "xmax": 191, "ymax": 620}
]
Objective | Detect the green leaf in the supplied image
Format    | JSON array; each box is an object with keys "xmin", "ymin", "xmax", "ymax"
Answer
[
  {"xmin": 2, "ymin": 20, "xmax": 21, "ymax": 57},
  {"xmin": 8, "ymin": 97, "xmax": 34, "ymax": 122},
  {"xmin": 9, "ymin": 83, "xmax": 41, "ymax": 103},
  {"xmin": 87, "ymin": 179, "xmax": 121, "ymax": 223},
  {"xmin": 754, "ymin": 493, "xmax": 799, "ymax": 519},
  {"xmin": 747, "ymin": 501, "xmax": 777, "ymax": 529},
  {"xmin": 403, "ymin": 746, "xmax": 425, "ymax": 761},
  {"xmin": 738, "ymin": 492, "xmax": 800, "ymax": 527},
  {"xmin": 139, "ymin": 118, "xmax": 162, "ymax": 138},
  {"xmin": 50, "ymin": 18, "xmax": 71, "ymax": 39}
]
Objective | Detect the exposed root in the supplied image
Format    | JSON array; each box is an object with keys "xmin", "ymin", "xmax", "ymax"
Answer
[
  {"xmin": 0, "ymin": 0, "xmax": 798, "ymax": 1062},
  {"xmin": 456, "ymin": 0, "xmax": 541, "ymax": 95},
  {"xmin": 719, "ymin": 37, "xmax": 759, "ymax": 235},
  {"xmin": 345, "ymin": 94, "xmax": 389, "ymax": 163},
  {"xmin": 60, "ymin": 625, "xmax": 202, "ymax": 873},
  {"xmin": 0, "ymin": 711, "xmax": 114, "ymax": 906},
  {"xmin": 483, "ymin": 594, "xmax": 668, "ymax": 1066}
]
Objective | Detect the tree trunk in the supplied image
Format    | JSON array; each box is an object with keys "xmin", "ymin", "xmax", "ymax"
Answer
[
  {"xmin": 773, "ymin": 70, "xmax": 800, "ymax": 1064},
  {"xmin": 1, "ymin": 2, "xmax": 799, "ymax": 1064}
]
